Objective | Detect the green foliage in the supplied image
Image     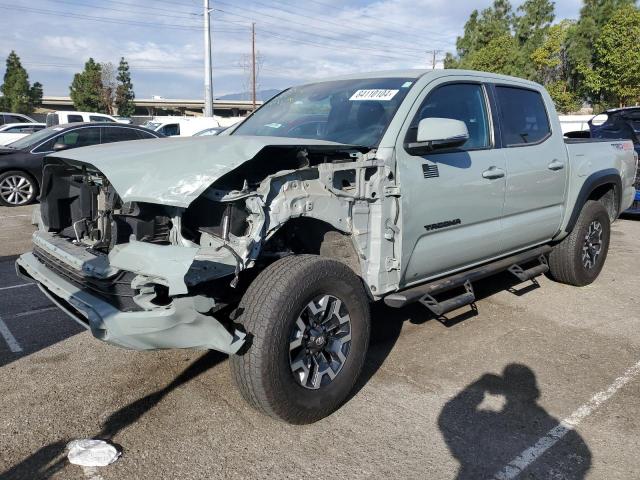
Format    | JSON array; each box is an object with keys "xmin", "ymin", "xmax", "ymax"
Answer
[
  {"xmin": 566, "ymin": 0, "xmax": 636, "ymax": 78},
  {"xmin": 582, "ymin": 4, "xmax": 640, "ymax": 106},
  {"xmin": 0, "ymin": 51, "xmax": 42, "ymax": 114},
  {"xmin": 531, "ymin": 20, "xmax": 580, "ymax": 112},
  {"xmin": 70, "ymin": 58, "xmax": 107, "ymax": 113},
  {"xmin": 115, "ymin": 57, "xmax": 135, "ymax": 118},
  {"xmin": 465, "ymin": 35, "xmax": 520, "ymax": 76},
  {"xmin": 447, "ymin": 0, "xmax": 555, "ymax": 79}
]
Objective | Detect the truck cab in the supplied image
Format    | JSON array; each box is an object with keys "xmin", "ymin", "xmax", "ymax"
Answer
[{"xmin": 16, "ymin": 70, "xmax": 638, "ymax": 424}]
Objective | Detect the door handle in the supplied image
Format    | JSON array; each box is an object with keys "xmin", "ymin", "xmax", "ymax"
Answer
[
  {"xmin": 482, "ymin": 166, "xmax": 505, "ymax": 179},
  {"xmin": 548, "ymin": 159, "xmax": 565, "ymax": 171}
]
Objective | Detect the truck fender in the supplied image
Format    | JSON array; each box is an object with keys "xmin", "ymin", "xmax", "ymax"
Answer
[{"xmin": 565, "ymin": 168, "xmax": 622, "ymax": 234}]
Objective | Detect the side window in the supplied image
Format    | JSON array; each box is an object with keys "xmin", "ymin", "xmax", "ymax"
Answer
[
  {"xmin": 407, "ymin": 83, "xmax": 490, "ymax": 150},
  {"xmin": 55, "ymin": 128, "xmax": 101, "ymax": 148},
  {"xmin": 160, "ymin": 124, "xmax": 180, "ymax": 136},
  {"xmin": 67, "ymin": 114, "xmax": 84, "ymax": 123},
  {"xmin": 495, "ymin": 86, "xmax": 551, "ymax": 146},
  {"xmin": 101, "ymin": 127, "xmax": 143, "ymax": 143},
  {"xmin": 90, "ymin": 115, "xmax": 115, "ymax": 123},
  {"xmin": 8, "ymin": 115, "xmax": 28, "ymax": 124},
  {"xmin": 135, "ymin": 129, "xmax": 157, "ymax": 139}
]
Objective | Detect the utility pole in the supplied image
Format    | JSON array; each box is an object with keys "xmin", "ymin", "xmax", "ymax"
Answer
[
  {"xmin": 427, "ymin": 50, "xmax": 443, "ymax": 70},
  {"xmin": 203, "ymin": 0, "xmax": 214, "ymax": 117},
  {"xmin": 251, "ymin": 22, "xmax": 257, "ymax": 111}
]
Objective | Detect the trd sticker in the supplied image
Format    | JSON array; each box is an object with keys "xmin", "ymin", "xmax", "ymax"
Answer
[{"xmin": 424, "ymin": 219, "xmax": 462, "ymax": 231}]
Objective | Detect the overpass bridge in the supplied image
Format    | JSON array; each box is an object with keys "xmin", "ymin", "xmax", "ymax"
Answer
[{"xmin": 39, "ymin": 96, "xmax": 262, "ymax": 117}]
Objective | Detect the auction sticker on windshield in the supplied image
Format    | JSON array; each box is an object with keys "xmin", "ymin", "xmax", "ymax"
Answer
[{"xmin": 350, "ymin": 89, "xmax": 399, "ymax": 101}]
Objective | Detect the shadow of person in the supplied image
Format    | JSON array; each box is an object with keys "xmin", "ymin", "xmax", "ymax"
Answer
[
  {"xmin": 0, "ymin": 350, "xmax": 226, "ymax": 480},
  {"xmin": 438, "ymin": 364, "xmax": 591, "ymax": 479}
]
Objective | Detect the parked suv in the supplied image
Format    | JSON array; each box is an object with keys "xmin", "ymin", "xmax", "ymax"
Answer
[{"xmin": 17, "ymin": 70, "xmax": 638, "ymax": 423}]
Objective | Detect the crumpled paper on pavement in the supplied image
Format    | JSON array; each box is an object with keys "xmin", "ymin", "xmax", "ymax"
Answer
[{"xmin": 66, "ymin": 439, "xmax": 121, "ymax": 467}]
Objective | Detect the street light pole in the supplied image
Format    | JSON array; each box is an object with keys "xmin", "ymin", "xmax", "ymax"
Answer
[{"xmin": 204, "ymin": 0, "xmax": 214, "ymax": 117}]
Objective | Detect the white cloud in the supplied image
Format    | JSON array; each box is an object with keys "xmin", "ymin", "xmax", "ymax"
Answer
[{"xmin": 0, "ymin": 0, "xmax": 583, "ymax": 98}]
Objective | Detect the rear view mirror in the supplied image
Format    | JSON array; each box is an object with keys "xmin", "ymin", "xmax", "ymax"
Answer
[
  {"xmin": 52, "ymin": 142, "xmax": 70, "ymax": 152},
  {"xmin": 406, "ymin": 118, "xmax": 469, "ymax": 155}
]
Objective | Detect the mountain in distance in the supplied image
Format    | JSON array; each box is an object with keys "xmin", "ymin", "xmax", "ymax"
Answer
[{"xmin": 216, "ymin": 89, "xmax": 281, "ymax": 101}]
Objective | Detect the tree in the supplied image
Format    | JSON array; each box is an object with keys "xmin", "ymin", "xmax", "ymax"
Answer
[
  {"xmin": 101, "ymin": 62, "xmax": 117, "ymax": 115},
  {"xmin": 70, "ymin": 58, "xmax": 107, "ymax": 112},
  {"xmin": 513, "ymin": 0, "xmax": 555, "ymax": 78},
  {"xmin": 582, "ymin": 5, "xmax": 640, "ymax": 107},
  {"xmin": 115, "ymin": 58, "xmax": 135, "ymax": 118},
  {"xmin": 566, "ymin": 0, "xmax": 636, "ymax": 93},
  {"xmin": 446, "ymin": 0, "xmax": 514, "ymax": 69},
  {"xmin": 531, "ymin": 20, "xmax": 580, "ymax": 112},
  {"xmin": 445, "ymin": 0, "xmax": 555, "ymax": 79},
  {"xmin": 0, "ymin": 51, "xmax": 42, "ymax": 113},
  {"xmin": 465, "ymin": 35, "xmax": 520, "ymax": 76}
]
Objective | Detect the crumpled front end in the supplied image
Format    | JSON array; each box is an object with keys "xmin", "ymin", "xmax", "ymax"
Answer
[{"xmin": 15, "ymin": 158, "xmax": 263, "ymax": 353}]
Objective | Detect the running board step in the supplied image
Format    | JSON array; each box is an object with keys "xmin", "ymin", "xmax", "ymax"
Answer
[
  {"xmin": 384, "ymin": 245, "xmax": 553, "ymax": 309},
  {"xmin": 508, "ymin": 255, "xmax": 549, "ymax": 282},
  {"xmin": 419, "ymin": 280, "xmax": 475, "ymax": 317}
]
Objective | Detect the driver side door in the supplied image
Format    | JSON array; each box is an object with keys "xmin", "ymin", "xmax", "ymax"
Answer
[{"xmin": 396, "ymin": 80, "xmax": 506, "ymax": 286}]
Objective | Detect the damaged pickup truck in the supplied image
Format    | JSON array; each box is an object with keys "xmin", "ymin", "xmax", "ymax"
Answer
[{"xmin": 17, "ymin": 70, "xmax": 638, "ymax": 424}]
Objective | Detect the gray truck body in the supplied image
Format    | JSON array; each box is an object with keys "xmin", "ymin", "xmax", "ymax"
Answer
[{"xmin": 16, "ymin": 70, "xmax": 638, "ymax": 354}]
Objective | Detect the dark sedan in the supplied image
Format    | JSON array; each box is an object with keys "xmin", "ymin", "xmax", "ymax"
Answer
[{"xmin": 0, "ymin": 123, "xmax": 163, "ymax": 207}]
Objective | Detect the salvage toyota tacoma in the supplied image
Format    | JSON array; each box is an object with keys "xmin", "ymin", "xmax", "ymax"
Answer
[{"xmin": 16, "ymin": 70, "xmax": 638, "ymax": 424}]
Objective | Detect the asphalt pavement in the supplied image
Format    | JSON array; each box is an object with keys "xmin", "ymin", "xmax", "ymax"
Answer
[{"xmin": 0, "ymin": 204, "xmax": 639, "ymax": 479}]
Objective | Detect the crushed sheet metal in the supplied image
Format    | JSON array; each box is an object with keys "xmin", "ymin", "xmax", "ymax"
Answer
[
  {"xmin": 53, "ymin": 135, "xmax": 355, "ymax": 207},
  {"xmin": 67, "ymin": 439, "xmax": 121, "ymax": 467}
]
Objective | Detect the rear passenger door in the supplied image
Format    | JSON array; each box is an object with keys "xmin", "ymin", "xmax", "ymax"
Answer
[
  {"xmin": 396, "ymin": 80, "xmax": 506, "ymax": 285},
  {"xmin": 493, "ymin": 85, "xmax": 568, "ymax": 251}
]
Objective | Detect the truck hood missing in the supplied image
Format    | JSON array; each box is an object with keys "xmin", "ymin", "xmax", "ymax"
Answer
[{"xmin": 50, "ymin": 136, "xmax": 363, "ymax": 207}]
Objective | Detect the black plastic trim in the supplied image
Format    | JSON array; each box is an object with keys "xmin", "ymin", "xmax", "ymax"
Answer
[{"xmin": 565, "ymin": 168, "xmax": 622, "ymax": 233}]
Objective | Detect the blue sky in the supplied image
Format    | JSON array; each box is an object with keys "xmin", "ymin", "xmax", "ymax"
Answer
[{"xmin": 0, "ymin": 0, "xmax": 583, "ymax": 99}]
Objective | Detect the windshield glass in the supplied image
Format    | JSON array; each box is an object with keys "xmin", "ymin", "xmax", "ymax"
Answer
[
  {"xmin": 232, "ymin": 77, "xmax": 414, "ymax": 147},
  {"xmin": 143, "ymin": 122, "xmax": 162, "ymax": 130},
  {"xmin": 7, "ymin": 125, "xmax": 65, "ymax": 149}
]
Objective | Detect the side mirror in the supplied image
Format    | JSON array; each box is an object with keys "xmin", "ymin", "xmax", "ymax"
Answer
[
  {"xmin": 406, "ymin": 118, "xmax": 469, "ymax": 155},
  {"xmin": 52, "ymin": 142, "xmax": 70, "ymax": 152}
]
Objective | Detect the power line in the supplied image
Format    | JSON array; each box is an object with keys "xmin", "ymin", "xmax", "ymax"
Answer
[
  {"xmin": 0, "ymin": 3, "xmax": 243, "ymax": 31},
  {"xmin": 213, "ymin": 7, "xmax": 425, "ymax": 61},
  {"xmin": 214, "ymin": 0, "xmax": 433, "ymax": 55},
  {"xmin": 46, "ymin": 0, "xmax": 202, "ymax": 21}
]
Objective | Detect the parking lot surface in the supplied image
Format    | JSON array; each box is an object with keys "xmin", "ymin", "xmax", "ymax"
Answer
[{"xmin": 0, "ymin": 204, "xmax": 638, "ymax": 479}]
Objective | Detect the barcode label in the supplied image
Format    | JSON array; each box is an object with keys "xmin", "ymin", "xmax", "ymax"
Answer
[{"xmin": 350, "ymin": 89, "xmax": 399, "ymax": 101}]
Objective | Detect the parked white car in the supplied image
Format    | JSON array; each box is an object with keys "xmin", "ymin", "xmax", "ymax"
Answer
[
  {"xmin": 46, "ymin": 111, "xmax": 126, "ymax": 126},
  {"xmin": 0, "ymin": 112, "xmax": 36, "ymax": 126},
  {"xmin": 142, "ymin": 116, "xmax": 222, "ymax": 137},
  {"xmin": 0, "ymin": 123, "xmax": 46, "ymax": 146}
]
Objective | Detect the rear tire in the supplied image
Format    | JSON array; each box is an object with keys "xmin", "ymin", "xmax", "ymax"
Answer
[
  {"xmin": 0, "ymin": 170, "xmax": 38, "ymax": 207},
  {"xmin": 548, "ymin": 200, "xmax": 611, "ymax": 286},
  {"xmin": 230, "ymin": 255, "xmax": 370, "ymax": 424}
]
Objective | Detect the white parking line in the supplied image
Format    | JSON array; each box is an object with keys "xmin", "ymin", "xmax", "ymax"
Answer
[
  {"xmin": 0, "ymin": 214, "xmax": 30, "ymax": 219},
  {"xmin": 0, "ymin": 283, "xmax": 34, "ymax": 292},
  {"xmin": 11, "ymin": 306, "xmax": 58, "ymax": 318},
  {"xmin": 492, "ymin": 359, "xmax": 640, "ymax": 479},
  {"xmin": 0, "ymin": 316, "xmax": 22, "ymax": 353}
]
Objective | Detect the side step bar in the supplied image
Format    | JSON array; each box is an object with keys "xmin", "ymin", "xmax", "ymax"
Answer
[{"xmin": 384, "ymin": 245, "xmax": 552, "ymax": 309}]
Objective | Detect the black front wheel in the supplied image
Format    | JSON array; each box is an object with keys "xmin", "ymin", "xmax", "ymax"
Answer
[
  {"xmin": 230, "ymin": 255, "xmax": 370, "ymax": 424},
  {"xmin": 0, "ymin": 170, "xmax": 38, "ymax": 207}
]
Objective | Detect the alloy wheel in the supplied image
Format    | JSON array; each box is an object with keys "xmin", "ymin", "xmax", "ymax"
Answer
[
  {"xmin": 582, "ymin": 220, "xmax": 603, "ymax": 270},
  {"xmin": 289, "ymin": 294, "xmax": 352, "ymax": 390},
  {"xmin": 0, "ymin": 174, "xmax": 34, "ymax": 206}
]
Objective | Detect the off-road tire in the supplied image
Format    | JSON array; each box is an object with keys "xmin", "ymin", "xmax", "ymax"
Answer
[
  {"xmin": 0, "ymin": 170, "xmax": 38, "ymax": 207},
  {"xmin": 230, "ymin": 255, "xmax": 370, "ymax": 424},
  {"xmin": 548, "ymin": 200, "xmax": 611, "ymax": 286}
]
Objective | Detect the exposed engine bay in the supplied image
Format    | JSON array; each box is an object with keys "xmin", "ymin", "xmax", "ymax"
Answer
[{"xmin": 35, "ymin": 142, "xmax": 400, "ymax": 307}]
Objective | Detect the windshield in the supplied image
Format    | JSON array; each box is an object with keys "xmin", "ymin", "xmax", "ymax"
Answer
[
  {"xmin": 7, "ymin": 125, "xmax": 65, "ymax": 150},
  {"xmin": 143, "ymin": 122, "xmax": 162, "ymax": 131},
  {"xmin": 232, "ymin": 77, "xmax": 414, "ymax": 147}
]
